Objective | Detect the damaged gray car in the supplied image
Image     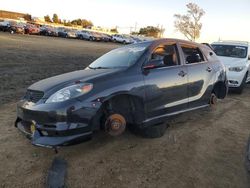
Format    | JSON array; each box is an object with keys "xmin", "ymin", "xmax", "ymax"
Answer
[{"xmin": 15, "ymin": 38, "xmax": 228, "ymax": 148}]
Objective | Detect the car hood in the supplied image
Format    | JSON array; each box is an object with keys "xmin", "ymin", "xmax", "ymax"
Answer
[
  {"xmin": 29, "ymin": 68, "xmax": 120, "ymax": 93},
  {"xmin": 217, "ymin": 56, "xmax": 247, "ymax": 68}
]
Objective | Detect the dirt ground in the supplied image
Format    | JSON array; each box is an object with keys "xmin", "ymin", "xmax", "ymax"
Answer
[{"xmin": 0, "ymin": 33, "xmax": 250, "ymax": 188}]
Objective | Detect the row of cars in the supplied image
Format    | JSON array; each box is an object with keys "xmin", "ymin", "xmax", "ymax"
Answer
[{"xmin": 0, "ymin": 20, "xmax": 146, "ymax": 44}]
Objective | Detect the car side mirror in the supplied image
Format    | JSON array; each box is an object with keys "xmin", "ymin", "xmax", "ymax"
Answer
[{"xmin": 143, "ymin": 59, "xmax": 163, "ymax": 70}]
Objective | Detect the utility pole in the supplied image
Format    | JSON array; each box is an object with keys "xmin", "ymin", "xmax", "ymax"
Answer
[{"xmin": 134, "ymin": 22, "xmax": 137, "ymax": 33}]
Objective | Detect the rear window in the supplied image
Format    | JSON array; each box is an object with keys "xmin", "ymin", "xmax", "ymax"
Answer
[
  {"xmin": 212, "ymin": 44, "xmax": 248, "ymax": 58},
  {"xmin": 181, "ymin": 46, "xmax": 205, "ymax": 64}
]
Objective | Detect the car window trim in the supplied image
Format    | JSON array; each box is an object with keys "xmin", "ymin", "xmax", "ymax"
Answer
[
  {"xmin": 179, "ymin": 43, "xmax": 208, "ymax": 65},
  {"xmin": 147, "ymin": 42, "xmax": 181, "ymax": 68}
]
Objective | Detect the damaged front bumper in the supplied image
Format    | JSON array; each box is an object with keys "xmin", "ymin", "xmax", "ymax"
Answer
[{"xmin": 15, "ymin": 99, "xmax": 102, "ymax": 148}]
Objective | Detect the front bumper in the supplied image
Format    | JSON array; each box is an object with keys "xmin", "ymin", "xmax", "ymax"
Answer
[
  {"xmin": 227, "ymin": 71, "xmax": 246, "ymax": 88},
  {"xmin": 15, "ymin": 99, "xmax": 102, "ymax": 147}
]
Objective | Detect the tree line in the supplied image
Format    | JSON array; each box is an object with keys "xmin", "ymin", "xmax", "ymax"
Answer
[
  {"xmin": 44, "ymin": 14, "xmax": 93, "ymax": 28},
  {"xmin": 42, "ymin": 3, "xmax": 205, "ymax": 41},
  {"xmin": 131, "ymin": 2, "xmax": 205, "ymax": 41}
]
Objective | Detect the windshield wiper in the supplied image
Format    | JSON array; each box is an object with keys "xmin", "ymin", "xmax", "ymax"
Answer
[{"xmin": 88, "ymin": 66, "xmax": 110, "ymax": 70}]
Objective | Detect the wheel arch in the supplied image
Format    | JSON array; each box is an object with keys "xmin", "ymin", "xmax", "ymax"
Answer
[
  {"xmin": 212, "ymin": 80, "xmax": 228, "ymax": 99},
  {"xmin": 95, "ymin": 93, "xmax": 146, "ymax": 129}
]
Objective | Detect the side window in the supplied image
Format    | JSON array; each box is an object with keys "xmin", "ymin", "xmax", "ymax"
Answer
[
  {"xmin": 151, "ymin": 44, "xmax": 179, "ymax": 67},
  {"xmin": 181, "ymin": 45, "xmax": 205, "ymax": 64}
]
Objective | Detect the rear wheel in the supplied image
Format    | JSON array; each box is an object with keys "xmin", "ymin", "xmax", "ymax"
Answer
[
  {"xmin": 140, "ymin": 123, "xmax": 167, "ymax": 138},
  {"xmin": 209, "ymin": 93, "xmax": 218, "ymax": 108}
]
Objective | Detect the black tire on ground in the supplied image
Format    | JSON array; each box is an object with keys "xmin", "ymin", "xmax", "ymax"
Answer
[
  {"xmin": 236, "ymin": 73, "xmax": 248, "ymax": 94},
  {"xmin": 80, "ymin": 35, "xmax": 83, "ymax": 40},
  {"xmin": 209, "ymin": 92, "xmax": 218, "ymax": 108},
  {"xmin": 140, "ymin": 123, "xmax": 167, "ymax": 138},
  {"xmin": 245, "ymin": 136, "xmax": 250, "ymax": 172},
  {"xmin": 123, "ymin": 40, "xmax": 126, "ymax": 44}
]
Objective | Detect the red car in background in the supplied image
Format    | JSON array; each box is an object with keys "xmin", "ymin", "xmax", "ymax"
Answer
[{"xmin": 24, "ymin": 24, "xmax": 40, "ymax": 35}]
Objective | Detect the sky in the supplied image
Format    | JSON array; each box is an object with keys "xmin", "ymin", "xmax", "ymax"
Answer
[{"xmin": 1, "ymin": 0, "xmax": 250, "ymax": 42}]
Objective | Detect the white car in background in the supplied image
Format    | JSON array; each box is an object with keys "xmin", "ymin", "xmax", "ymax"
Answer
[
  {"xmin": 111, "ymin": 34, "xmax": 134, "ymax": 44},
  {"xmin": 76, "ymin": 30, "xmax": 92, "ymax": 40},
  {"xmin": 212, "ymin": 41, "xmax": 250, "ymax": 93}
]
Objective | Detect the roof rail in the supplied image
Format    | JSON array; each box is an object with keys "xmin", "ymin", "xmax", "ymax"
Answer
[{"xmin": 218, "ymin": 40, "xmax": 249, "ymax": 45}]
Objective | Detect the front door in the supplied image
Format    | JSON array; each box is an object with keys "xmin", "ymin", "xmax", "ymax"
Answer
[{"xmin": 143, "ymin": 43, "xmax": 188, "ymax": 120}]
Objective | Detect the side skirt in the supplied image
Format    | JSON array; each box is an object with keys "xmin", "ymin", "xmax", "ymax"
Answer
[{"xmin": 142, "ymin": 104, "xmax": 209, "ymax": 127}]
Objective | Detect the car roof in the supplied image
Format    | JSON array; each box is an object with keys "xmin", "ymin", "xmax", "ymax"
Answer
[
  {"xmin": 146, "ymin": 38, "xmax": 205, "ymax": 48},
  {"xmin": 212, "ymin": 41, "xmax": 249, "ymax": 47}
]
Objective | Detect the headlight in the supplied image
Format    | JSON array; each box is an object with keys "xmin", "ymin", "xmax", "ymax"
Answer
[
  {"xmin": 45, "ymin": 83, "xmax": 93, "ymax": 103},
  {"xmin": 228, "ymin": 66, "xmax": 245, "ymax": 72}
]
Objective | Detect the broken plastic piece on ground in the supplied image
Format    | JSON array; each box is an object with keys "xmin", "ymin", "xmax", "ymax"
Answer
[{"xmin": 47, "ymin": 157, "xmax": 67, "ymax": 188}]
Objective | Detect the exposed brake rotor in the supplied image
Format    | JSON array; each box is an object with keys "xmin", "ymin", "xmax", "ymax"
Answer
[{"xmin": 105, "ymin": 114, "xmax": 126, "ymax": 136}]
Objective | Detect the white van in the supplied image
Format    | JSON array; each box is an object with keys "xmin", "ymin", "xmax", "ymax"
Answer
[{"xmin": 212, "ymin": 41, "xmax": 250, "ymax": 93}]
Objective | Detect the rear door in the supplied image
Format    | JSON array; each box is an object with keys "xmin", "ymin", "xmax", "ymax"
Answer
[
  {"xmin": 179, "ymin": 43, "xmax": 214, "ymax": 108},
  {"xmin": 143, "ymin": 42, "xmax": 188, "ymax": 120}
]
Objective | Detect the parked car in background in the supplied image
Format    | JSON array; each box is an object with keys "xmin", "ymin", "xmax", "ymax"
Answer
[
  {"xmin": 77, "ymin": 30, "xmax": 102, "ymax": 41},
  {"xmin": 112, "ymin": 34, "xmax": 134, "ymax": 44},
  {"xmin": 212, "ymin": 41, "xmax": 250, "ymax": 93},
  {"xmin": 24, "ymin": 24, "xmax": 40, "ymax": 35},
  {"xmin": 0, "ymin": 21, "xmax": 17, "ymax": 32},
  {"xmin": 76, "ymin": 30, "xmax": 91, "ymax": 40},
  {"xmin": 0, "ymin": 20, "xmax": 12, "ymax": 31},
  {"xmin": 58, "ymin": 28, "xmax": 77, "ymax": 38},
  {"xmin": 15, "ymin": 38, "xmax": 228, "ymax": 148},
  {"xmin": 9, "ymin": 23, "xmax": 25, "ymax": 34},
  {"xmin": 91, "ymin": 32, "xmax": 102, "ymax": 41},
  {"xmin": 40, "ymin": 26, "xmax": 57, "ymax": 36},
  {"xmin": 100, "ymin": 33, "xmax": 112, "ymax": 42}
]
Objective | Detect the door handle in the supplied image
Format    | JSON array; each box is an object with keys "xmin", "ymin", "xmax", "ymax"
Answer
[
  {"xmin": 178, "ymin": 70, "xmax": 187, "ymax": 77},
  {"xmin": 206, "ymin": 67, "xmax": 212, "ymax": 72}
]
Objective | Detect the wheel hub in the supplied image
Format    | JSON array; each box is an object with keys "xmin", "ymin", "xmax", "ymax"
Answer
[
  {"xmin": 105, "ymin": 114, "xmax": 126, "ymax": 136},
  {"xmin": 210, "ymin": 93, "xmax": 217, "ymax": 106}
]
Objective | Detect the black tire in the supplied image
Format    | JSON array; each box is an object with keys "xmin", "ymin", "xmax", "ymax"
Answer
[
  {"xmin": 80, "ymin": 35, "xmax": 83, "ymax": 40},
  {"xmin": 140, "ymin": 123, "xmax": 167, "ymax": 138},
  {"xmin": 123, "ymin": 40, "xmax": 126, "ymax": 44},
  {"xmin": 245, "ymin": 136, "xmax": 250, "ymax": 173},
  {"xmin": 209, "ymin": 92, "xmax": 218, "ymax": 107},
  {"xmin": 236, "ymin": 73, "xmax": 248, "ymax": 94}
]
